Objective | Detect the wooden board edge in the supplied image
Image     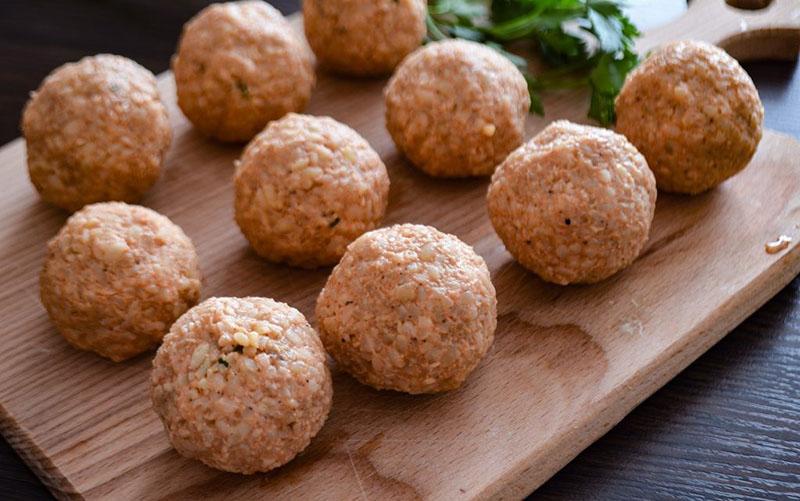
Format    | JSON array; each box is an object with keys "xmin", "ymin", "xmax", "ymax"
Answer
[
  {"xmin": 0, "ymin": 404, "xmax": 82, "ymax": 501},
  {"xmin": 3, "ymin": 121, "xmax": 800, "ymax": 501},
  {"xmin": 480, "ymin": 153, "xmax": 800, "ymax": 499},
  {"xmin": 0, "ymin": 3, "xmax": 798, "ymax": 488}
]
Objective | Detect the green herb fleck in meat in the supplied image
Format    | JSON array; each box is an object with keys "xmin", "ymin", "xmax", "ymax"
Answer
[{"xmin": 235, "ymin": 78, "xmax": 251, "ymax": 99}]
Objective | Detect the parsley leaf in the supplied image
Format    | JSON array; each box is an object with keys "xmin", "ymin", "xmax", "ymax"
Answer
[
  {"xmin": 588, "ymin": 50, "xmax": 638, "ymax": 123},
  {"xmin": 426, "ymin": 0, "xmax": 640, "ymax": 125}
]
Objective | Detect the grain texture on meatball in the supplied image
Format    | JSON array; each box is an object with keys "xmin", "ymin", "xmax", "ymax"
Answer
[
  {"xmin": 150, "ymin": 297, "xmax": 332, "ymax": 474},
  {"xmin": 488, "ymin": 121, "xmax": 657, "ymax": 285},
  {"xmin": 385, "ymin": 39, "xmax": 530, "ymax": 177},
  {"xmin": 21, "ymin": 54, "xmax": 171, "ymax": 212},
  {"xmin": 40, "ymin": 203, "xmax": 201, "ymax": 361},
  {"xmin": 316, "ymin": 224, "xmax": 497, "ymax": 394},
  {"xmin": 173, "ymin": 1, "xmax": 314, "ymax": 142},
  {"xmin": 234, "ymin": 113, "xmax": 390, "ymax": 268},
  {"xmin": 615, "ymin": 40, "xmax": 763, "ymax": 194},
  {"xmin": 303, "ymin": 0, "xmax": 426, "ymax": 76}
]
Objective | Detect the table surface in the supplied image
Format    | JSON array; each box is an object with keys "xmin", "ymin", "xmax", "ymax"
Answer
[{"xmin": 1, "ymin": 1, "xmax": 798, "ymax": 499}]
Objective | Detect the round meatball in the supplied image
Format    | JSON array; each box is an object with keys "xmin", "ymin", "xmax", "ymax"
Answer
[
  {"xmin": 487, "ymin": 121, "xmax": 657, "ymax": 285},
  {"xmin": 150, "ymin": 297, "xmax": 332, "ymax": 474},
  {"xmin": 173, "ymin": 1, "xmax": 315, "ymax": 142},
  {"xmin": 234, "ymin": 113, "xmax": 390, "ymax": 268},
  {"xmin": 316, "ymin": 224, "xmax": 497, "ymax": 394},
  {"xmin": 615, "ymin": 40, "xmax": 764, "ymax": 194},
  {"xmin": 303, "ymin": 0, "xmax": 426, "ymax": 76},
  {"xmin": 40, "ymin": 202, "xmax": 201, "ymax": 361},
  {"xmin": 21, "ymin": 54, "xmax": 171, "ymax": 212},
  {"xmin": 385, "ymin": 39, "xmax": 530, "ymax": 177}
]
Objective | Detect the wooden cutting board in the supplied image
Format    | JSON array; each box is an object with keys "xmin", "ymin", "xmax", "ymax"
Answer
[{"xmin": 1, "ymin": 1, "xmax": 799, "ymax": 499}]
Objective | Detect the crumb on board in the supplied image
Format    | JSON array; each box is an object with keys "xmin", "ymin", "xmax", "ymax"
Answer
[{"xmin": 765, "ymin": 235, "xmax": 792, "ymax": 254}]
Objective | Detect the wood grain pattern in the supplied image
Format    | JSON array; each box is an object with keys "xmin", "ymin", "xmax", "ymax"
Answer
[
  {"xmin": 536, "ymin": 276, "xmax": 800, "ymax": 499},
  {"xmin": 0, "ymin": 1, "xmax": 799, "ymax": 499}
]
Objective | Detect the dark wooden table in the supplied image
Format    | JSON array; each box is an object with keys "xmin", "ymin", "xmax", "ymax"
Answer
[{"xmin": 1, "ymin": 1, "xmax": 798, "ymax": 499}]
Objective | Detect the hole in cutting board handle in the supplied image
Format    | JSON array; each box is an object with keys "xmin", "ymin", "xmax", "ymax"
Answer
[
  {"xmin": 716, "ymin": 0, "xmax": 800, "ymax": 62},
  {"xmin": 725, "ymin": 0, "xmax": 773, "ymax": 10}
]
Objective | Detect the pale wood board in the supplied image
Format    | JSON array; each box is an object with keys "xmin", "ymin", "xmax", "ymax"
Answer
[{"xmin": 1, "ymin": 1, "xmax": 800, "ymax": 499}]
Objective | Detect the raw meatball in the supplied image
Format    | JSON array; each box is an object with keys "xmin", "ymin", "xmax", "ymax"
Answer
[
  {"xmin": 316, "ymin": 224, "xmax": 497, "ymax": 394},
  {"xmin": 21, "ymin": 54, "xmax": 171, "ymax": 212},
  {"xmin": 234, "ymin": 113, "xmax": 390, "ymax": 268},
  {"xmin": 385, "ymin": 39, "xmax": 530, "ymax": 177},
  {"xmin": 303, "ymin": 0, "xmax": 426, "ymax": 76},
  {"xmin": 615, "ymin": 40, "xmax": 764, "ymax": 194},
  {"xmin": 487, "ymin": 121, "xmax": 656, "ymax": 285},
  {"xmin": 173, "ymin": 1, "xmax": 314, "ymax": 142},
  {"xmin": 150, "ymin": 297, "xmax": 332, "ymax": 474},
  {"xmin": 40, "ymin": 202, "xmax": 201, "ymax": 361}
]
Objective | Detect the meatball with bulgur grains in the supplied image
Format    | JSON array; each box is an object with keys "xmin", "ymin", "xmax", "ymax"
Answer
[
  {"xmin": 488, "ymin": 121, "xmax": 656, "ymax": 285},
  {"xmin": 303, "ymin": 0, "xmax": 426, "ymax": 76},
  {"xmin": 22, "ymin": 54, "xmax": 171, "ymax": 212},
  {"xmin": 40, "ymin": 203, "xmax": 201, "ymax": 362},
  {"xmin": 173, "ymin": 1, "xmax": 314, "ymax": 142},
  {"xmin": 615, "ymin": 40, "xmax": 764, "ymax": 194},
  {"xmin": 385, "ymin": 39, "xmax": 530, "ymax": 177},
  {"xmin": 150, "ymin": 297, "xmax": 332, "ymax": 474},
  {"xmin": 234, "ymin": 113, "xmax": 390, "ymax": 268},
  {"xmin": 316, "ymin": 224, "xmax": 497, "ymax": 394}
]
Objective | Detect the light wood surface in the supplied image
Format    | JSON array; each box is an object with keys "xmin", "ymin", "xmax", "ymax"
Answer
[{"xmin": 1, "ymin": 1, "xmax": 799, "ymax": 499}]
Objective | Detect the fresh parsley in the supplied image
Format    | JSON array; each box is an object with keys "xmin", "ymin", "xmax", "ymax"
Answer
[{"xmin": 426, "ymin": 0, "xmax": 640, "ymax": 125}]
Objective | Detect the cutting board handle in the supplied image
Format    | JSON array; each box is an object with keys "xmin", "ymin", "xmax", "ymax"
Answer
[{"xmin": 641, "ymin": 0, "xmax": 800, "ymax": 61}]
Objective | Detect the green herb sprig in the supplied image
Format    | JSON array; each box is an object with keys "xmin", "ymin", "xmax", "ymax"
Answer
[{"xmin": 426, "ymin": 0, "xmax": 640, "ymax": 125}]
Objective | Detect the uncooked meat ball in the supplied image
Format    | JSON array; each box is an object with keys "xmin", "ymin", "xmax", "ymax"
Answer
[
  {"xmin": 316, "ymin": 224, "xmax": 497, "ymax": 394},
  {"xmin": 234, "ymin": 113, "xmax": 390, "ymax": 268},
  {"xmin": 303, "ymin": 0, "xmax": 426, "ymax": 76},
  {"xmin": 487, "ymin": 121, "xmax": 656, "ymax": 285},
  {"xmin": 40, "ymin": 202, "xmax": 201, "ymax": 361},
  {"xmin": 21, "ymin": 54, "xmax": 171, "ymax": 212},
  {"xmin": 150, "ymin": 297, "xmax": 332, "ymax": 474},
  {"xmin": 173, "ymin": 1, "xmax": 314, "ymax": 142},
  {"xmin": 385, "ymin": 39, "xmax": 530, "ymax": 177},
  {"xmin": 615, "ymin": 40, "xmax": 764, "ymax": 194}
]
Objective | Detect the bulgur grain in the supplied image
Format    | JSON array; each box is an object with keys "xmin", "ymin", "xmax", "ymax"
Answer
[
  {"xmin": 173, "ymin": 1, "xmax": 314, "ymax": 142},
  {"xmin": 22, "ymin": 55, "xmax": 171, "ymax": 212},
  {"xmin": 615, "ymin": 40, "xmax": 763, "ymax": 194},
  {"xmin": 384, "ymin": 39, "xmax": 530, "ymax": 177},
  {"xmin": 40, "ymin": 202, "xmax": 201, "ymax": 361},
  {"xmin": 150, "ymin": 297, "xmax": 332, "ymax": 474},
  {"xmin": 316, "ymin": 224, "xmax": 497, "ymax": 394},
  {"xmin": 487, "ymin": 121, "xmax": 657, "ymax": 285},
  {"xmin": 303, "ymin": 0, "xmax": 426, "ymax": 76},
  {"xmin": 234, "ymin": 113, "xmax": 390, "ymax": 268}
]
